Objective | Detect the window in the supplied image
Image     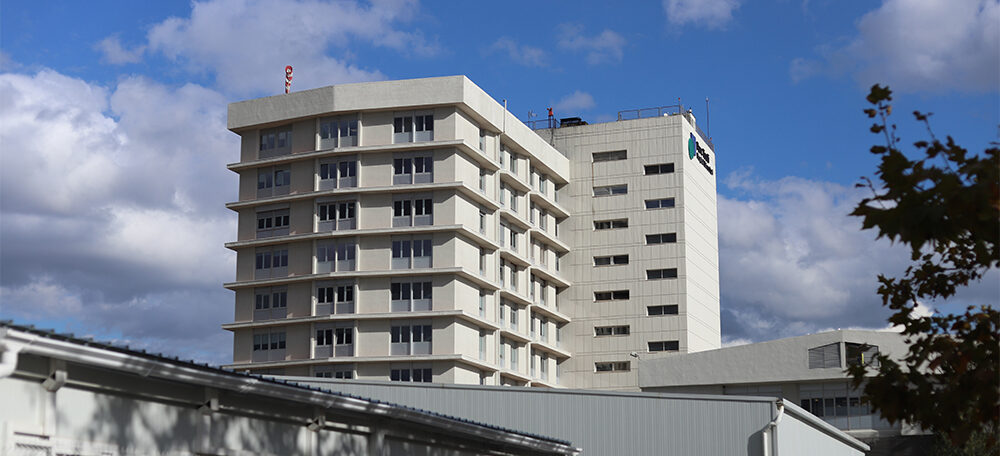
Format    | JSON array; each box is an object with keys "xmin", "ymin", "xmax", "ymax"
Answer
[
  {"xmin": 317, "ymin": 200, "xmax": 356, "ymax": 231},
  {"xmin": 391, "ymin": 238, "xmax": 433, "ymax": 269},
  {"xmin": 479, "ymin": 330, "xmax": 486, "ymax": 360},
  {"xmin": 644, "ymin": 163, "xmax": 675, "ymax": 175},
  {"xmin": 594, "ymin": 325, "xmax": 630, "ymax": 336},
  {"xmin": 259, "ymin": 126, "xmax": 292, "ymax": 158},
  {"xmin": 648, "ymin": 340, "xmax": 680, "ymax": 352},
  {"xmin": 846, "ymin": 343, "xmax": 880, "ymax": 367},
  {"xmin": 594, "ymin": 290, "xmax": 629, "ymax": 301},
  {"xmin": 539, "ymin": 209, "xmax": 548, "ymax": 231},
  {"xmin": 390, "ymin": 324, "xmax": 432, "ymax": 355},
  {"xmin": 315, "ymin": 324, "xmax": 354, "ymax": 357},
  {"xmin": 509, "ymin": 302, "xmax": 518, "ymax": 329},
  {"xmin": 319, "ymin": 115, "xmax": 358, "ymax": 149},
  {"xmin": 646, "ymin": 233, "xmax": 677, "ymax": 244},
  {"xmin": 592, "ymin": 150, "xmax": 627, "ymax": 162},
  {"xmin": 509, "ymin": 153, "xmax": 518, "ymax": 174},
  {"xmin": 393, "ymin": 111, "xmax": 434, "ymax": 143},
  {"xmin": 510, "ymin": 342, "xmax": 519, "ymax": 370},
  {"xmin": 594, "ymin": 219, "xmax": 628, "ymax": 230},
  {"xmin": 391, "ymin": 281, "xmax": 433, "ymax": 312},
  {"xmin": 252, "ymin": 331, "xmax": 286, "ymax": 362},
  {"xmin": 257, "ymin": 166, "xmax": 290, "ymax": 198},
  {"xmin": 540, "ymin": 352, "xmax": 548, "ymax": 380},
  {"xmin": 390, "ymin": 366, "xmax": 432, "ymax": 383},
  {"xmin": 595, "ymin": 361, "xmax": 630, "ymax": 372},
  {"xmin": 539, "ymin": 175, "xmax": 548, "ymax": 195},
  {"xmin": 499, "ymin": 337, "xmax": 506, "ymax": 367},
  {"xmin": 316, "ymin": 240, "xmax": 356, "ymax": 273},
  {"xmin": 316, "ymin": 281, "xmax": 355, "ymax": 315},
  {"xmin": 509, "ymin": 189, "xmax": 518, "ymax": 211},
  {"xmin": 594, "ymin": 255, "xmax": 629, "ymax": 266},
  {"xmin": 645, "ymin": 198, "xmax": 675, "ymax": 209},
  {"xmin": 393, "ymin": 155, "xmax": 433, "ymax": 184},
  {"xmin": 479, "ymin": 169, "xmax": 487, "ymax": 192},
  {"xmin": 318, "ymin": 157, "xmax": 357, "ymax": 190},
  {"xmin": 314, "ymin": 366, "xmax": 354, "ymax": 379},
  {"xmin": 254, "ymin": 246, "xmax": 288, "ymax": 279},
  {"xmin": 479, "ymin": 129, "xmax": 486, "ymax": 151},
  {"xmin": 253, "ymin": 286, "xmax": 287, "ymax": 320},
  {"xmin": 539, "ymin": 317, "xmax": 548, "ymax": 341},
  {"xmin": 479, "ymin": 289, "xmax": 486, "ymax": 317},
  {"xmin": 256, "ymin": 209, "xmax": 290, "ymax": 238},
  {"xmin": 647, "ymin": 268, "xmax": 678, "ymax": 279},
  {"xmin": 593, "ymin": 184, "xmax": 627, "ymax": 197},
  {"xmin": 479, "ymin": 209, "xmax": 486, "ymax": 233},
  {"xmin": 392, "ymin": 195, "xmax": 433, "ymax": 227},
  {"xmin": 539, "ymin": 280, "xmax": 548, "ymax": 306},
  {"xmin": 647, "ymin": 305, "xmax": 679, "ymax": 316},
  {"xmin": 479, "ymin": 248, "xmax": 486, "ymax": 275},
  {"xmin": 809, "ymin": 343, "xmax": 842, "ymax": 369}
]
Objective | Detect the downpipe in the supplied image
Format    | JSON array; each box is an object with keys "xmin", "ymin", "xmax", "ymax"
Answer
[
  {"xmin": 762, "ymin": 399, "xmax": 785, "ymax": 456},
  {"xmin": 0, "ymin": 329, "xmax": 25, "ymax": 379}
]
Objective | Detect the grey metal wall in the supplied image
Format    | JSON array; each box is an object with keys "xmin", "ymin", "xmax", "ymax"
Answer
[{"xmin": 295, "ymin": 378, "xmax": 798, "ymax": 455}]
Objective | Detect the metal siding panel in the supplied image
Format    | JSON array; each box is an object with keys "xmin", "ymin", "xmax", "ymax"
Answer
[
  {"xmin": 777, "ymin": 414, "xmax": 866, "ymax": 456},
  {"xmin": 306, "ymin": 381, "xmax": 777, "ymax": 455}
]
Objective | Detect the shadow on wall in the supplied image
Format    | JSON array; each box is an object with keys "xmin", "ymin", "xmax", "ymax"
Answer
[{"xmin": 53, "ymin": 362, "xmax": 367, "ymax": 454}]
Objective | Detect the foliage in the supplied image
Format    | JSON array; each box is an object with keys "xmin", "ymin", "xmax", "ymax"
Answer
[
  {"xmin": 847, "ymin": 84, "xmax": 1000, "ymax": 449},
  {"xmin": 933, "ymin": 429, "xmax": 1000, "ymax": 456}
]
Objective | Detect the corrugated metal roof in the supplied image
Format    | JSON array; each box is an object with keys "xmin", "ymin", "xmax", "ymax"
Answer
[{"xmin": 0, "ymin": 320, "xmax": 572, "ymax": 447}]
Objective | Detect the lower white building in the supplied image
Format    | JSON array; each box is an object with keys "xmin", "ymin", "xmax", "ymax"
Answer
[
  {"xmin": 0, "ymin": 322, "xmax": 578, "ymax": 455},
  {"xmin": 637, "ymin": 329, "xmax": 921, "ymax": 444}
]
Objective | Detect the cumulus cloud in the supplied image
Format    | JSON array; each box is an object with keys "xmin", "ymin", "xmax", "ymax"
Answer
[
  {"xmin": 663, "ymin": 0, "xmax": 741, "ymax": 29},
  {"xmin": 718, "ymin": 171, "xmax": 909, "ymax": 343},
  {"xmin": 145, "ymin": 0, "xmax": 439, "ymax": 95},
  {"xmin": 95, "ymin": 35, "xmax": 146, "ymax": 64},
  {"xmin": 490, "ymin": 37, "xmax": 547, "ymax": 67},
  {"xmin": 551, "ymin": 90, "xmax": 596, "ymax": 115},
  {"xmin": 0, "ymin": 69, "xmax": 236, "ymax": 364},
  {"xmin": 718, "ymin": 170, "xmax": 999, "ymax": 344},
  {"xmin": 792, "ymin": 0, "xmax": 1000, "ymax": 92},
  {"xmin": 556, "ymin": 24, "xmax": 626, "ymax": 65}
]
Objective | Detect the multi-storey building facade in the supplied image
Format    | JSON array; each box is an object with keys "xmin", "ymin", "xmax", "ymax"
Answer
[
  {"xmin": 538, "ymin": 115, "xmax": 721, "ymax": 389},
  {"xmin": 223, "ymin": 76, "xmax": 719, "ymax": 390},
  {"xmin": 224, "ymin": 76, "xmax": 572, "ymax": 386}
]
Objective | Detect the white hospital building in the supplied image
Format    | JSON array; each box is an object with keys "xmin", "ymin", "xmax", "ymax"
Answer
[{"xmin": 223, "ymin": 75, "xmax": 719, "ymax": 390}]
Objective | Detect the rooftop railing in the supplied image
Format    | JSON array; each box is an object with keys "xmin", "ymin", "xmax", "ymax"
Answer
[
  {"xmin": 616, "ymin": 105, "xmax": 682, "ymax": 121},
  {"xmin": 523, "ymin": 104, "xmax": 715, "ymax": 150}
]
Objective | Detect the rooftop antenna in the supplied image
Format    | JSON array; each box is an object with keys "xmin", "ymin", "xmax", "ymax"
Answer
[
  {"xmin": 706, "ymin": 97, "xmax": 711, "ymax": 139},
  {"xmin": 284, "ymin": 66, "xmax": 294, "ymax": 94}
]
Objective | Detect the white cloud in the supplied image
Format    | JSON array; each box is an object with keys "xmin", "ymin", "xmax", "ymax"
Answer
[
  {"xmin": 663, "ymin": 0, "xmax": 741, "ymax": 29},
  {"xmin": 552, "ymin": 90, "xmax": 596, "ymax": 115},
  {"xmin": 490, "ymin": 37, "xmax": 547, "ymax": 67},
  {"xmin": 718, "ymin": 171, "xmax": 912, "ymax": 341},
  {"xmin": 95, "ymin": 35, "xmax": 146, "ymax": 64},
  {"xmin": 789, "ymin": 57, "xmax": 822, "ymax": 83},
  {"xmin": 145, "ymin": 0, "xmax": 439, "ymax": 95},
  {"xmin": 556, "ymin": 24, "xmax": 626, "ymax": 65},
  {"xmin": 793, "ymin": 0, "xmax": 1000, "ymax": 92},
  {"xmin": 0, "ymin": 69, "xmax": 236, "ymax": 364}
]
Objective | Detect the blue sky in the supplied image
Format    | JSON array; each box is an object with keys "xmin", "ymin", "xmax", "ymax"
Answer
[{"xmin": 1, "ymin": 0, "xmax": 997, "ymax": 364}]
